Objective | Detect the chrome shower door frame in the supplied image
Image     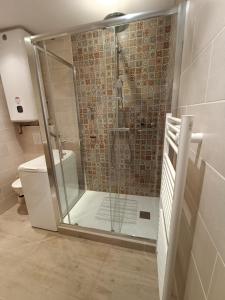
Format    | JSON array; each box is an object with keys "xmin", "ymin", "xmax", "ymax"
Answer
[
  {"xmin": 25, "ymin": 1, "xmax": 187, "ymax": 260},
  {"xmin": 29, "ymin": 7, "xmax": 178, "ymax": 42},
  {"xmin": 25, "ymin": 38, "xmax": 63, "ymax": 226},
  {"xmin": 25, "ymin": 38, "xmax": 83, "ymax": 225}
]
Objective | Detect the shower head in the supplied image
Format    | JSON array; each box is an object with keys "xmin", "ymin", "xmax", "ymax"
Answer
[{"xmin": 104, "ymin": 12, "xmax": 129, "ymax": 33}]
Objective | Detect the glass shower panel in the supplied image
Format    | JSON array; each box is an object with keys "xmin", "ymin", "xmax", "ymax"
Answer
[
  {"xmin": 34, "ymin": 14, "xmax": 177, "ymax": 237},
  {"xmin": 69, "ymin": 14, "xmax": 176, "ymax": 238},
  {"xmin": 107, "ymin": 15, "xmax": 177, "ymax": 235},
  {"xmin": 37, "ymin": 44, "xmax": 85, "ymax": 224}
]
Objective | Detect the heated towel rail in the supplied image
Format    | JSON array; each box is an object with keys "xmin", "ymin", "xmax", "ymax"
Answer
[{"xmin": 157, "ymin": 113, "xmax": 203, "ymax": 300}]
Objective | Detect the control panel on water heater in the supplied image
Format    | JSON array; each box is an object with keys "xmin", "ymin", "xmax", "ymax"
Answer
[
  {"xmin": 0, "ymin": 29, "xmax": 38, "ymax": 122},
  {"xmin": 15, "ymin": 96, "xmax": 23, "ymax": 113}
]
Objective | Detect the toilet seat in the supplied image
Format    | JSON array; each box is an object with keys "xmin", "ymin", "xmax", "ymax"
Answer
[
  {"xmin": 12, "ymin": 178, "xmax": 22, "ymax": 189},
  {"xmin": 12, "ymin": 178, "xmax": 23, "ymax": 196}
]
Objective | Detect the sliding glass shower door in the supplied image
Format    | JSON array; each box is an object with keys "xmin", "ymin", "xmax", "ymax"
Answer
[{"xmin": 35, "ymin": 41, "xmax": 85, "ymax": 224}]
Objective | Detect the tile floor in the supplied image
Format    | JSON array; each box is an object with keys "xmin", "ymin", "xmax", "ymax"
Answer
[
  {"xmin": 64, "ymin": 191, "xmax": 159, "ymax": 240},
  {"xmin": 0, "ymin": 205, "xmax": 159, "ymax": 300}
]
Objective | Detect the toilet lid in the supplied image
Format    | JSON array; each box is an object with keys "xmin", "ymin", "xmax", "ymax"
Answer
[{"xmin": 12, "ymin": 178, "xmax": 22, "ymax": 189}]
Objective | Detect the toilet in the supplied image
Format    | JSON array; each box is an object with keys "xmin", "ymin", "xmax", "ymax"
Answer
[
  {"xmin": 18, "ymin": 149, "xmax": 77, "ymax": 231},
  {"xmin": 11, "ymin": 178, "xmax": 28, "ymax": 215}
]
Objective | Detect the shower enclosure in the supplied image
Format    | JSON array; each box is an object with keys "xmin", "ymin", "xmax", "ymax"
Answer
[{"xmin": 26, "ymin": 4, "xmax": 185, "ymax": 246}]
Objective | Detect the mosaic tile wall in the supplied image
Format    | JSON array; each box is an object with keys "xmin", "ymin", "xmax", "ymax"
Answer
[{"xmin": 71, "ymin": 16, "xmax": 175, "ymax": 196}]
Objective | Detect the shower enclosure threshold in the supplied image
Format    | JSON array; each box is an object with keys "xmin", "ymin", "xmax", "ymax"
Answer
[
  {"xmin": 63, "ymin": 191, "xmax": 159, "ymax": 241},
  {"xmin": 58, "ymin": 223, "xmax": 156, "ymax": 252}
]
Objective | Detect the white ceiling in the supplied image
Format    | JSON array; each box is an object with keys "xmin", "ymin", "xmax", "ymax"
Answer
[{"xmin": 0, "ymin": 0, "xmax": 176, "ymax": 34}]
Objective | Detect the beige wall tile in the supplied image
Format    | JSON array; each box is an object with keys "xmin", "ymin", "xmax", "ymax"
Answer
[
  {"xmin": 191, "ymin": 0, "xmax": 225, "ymax": 58},
  {"xmin": 192, "ymin": 214, "xmax": 217, "ymax": 294},
  {"xmin": 206, "ymin": 27, "xmax": 225, "ymax": 102},
  {"xmin": 17, "ymin": 126, "xmax": 44, "ymax": 160},
  {"xmin": 199, "ymin": 163, "xmax": 225, "ymax": 262},
  {"xmin": 184, "ymin": 150, "xmax": 205, "ymax": 224},
  {"xmin": 208, "ymin": 255, "xmax": 225, "ymax": 300},
  {"xmin": 184, "ymin": 255, "xmax": 206, "ymax": 300},
  {"xmin": 176, "ymin": 106, "xmax": 187, "ymax": 117},
  {"xmin": 52, "ymin": 82, "xmax": 75, "ymax": 99},
  {"xmin": 50, "ymin": 67, "xmax": 73, "ymax": 85},
  {"xmin": 46, "ymin": 36, "xmax": 72, "ymax": 53},
  {"xmin": 0, "ymin": 115, "xmax": 12, "ymax": 130},
  {"xmin": 186, "ymin": 101, "xmax": 225, "ymax": 177},
  {"xmin": 175, "ymin": 211, "xmax": 193, "ymax": 300},
  {"xmin": 0, "ymin": 194, "xmax": 17, "ymax": 215},
  {"xmin": 7, "ymin": 140, "xmax": 24, "ymax": 158},
  {"xmin": 179, "ymin": 45, "xmax": 212, "ymax": 106},
  {"xmin": 53, "ymin": 97, "xmax": 75, "ymax": 112},
  {"xmin": 47, "ymin": 49, "xmax": 73, "ymax": 68},
  {"xmin": 0, "ymin": 144, "xmax": 9, "ymax": 157},
  {"xmin": 0, "ymin": 168, "xmax": 19, "ymax": 186},
  {"xmin": 0, "ymin": 127, "xmax": 18, "ymax": 143}
]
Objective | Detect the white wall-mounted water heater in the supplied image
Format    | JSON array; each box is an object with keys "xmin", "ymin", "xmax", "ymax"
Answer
[{"xmin": 0, "ymin": 29, "xmax": 38, "ymax": 122}]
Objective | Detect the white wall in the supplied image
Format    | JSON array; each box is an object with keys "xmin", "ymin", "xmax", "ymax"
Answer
[{"xmin": 0, "ymin": 0, "xmax": 176, "ymax": 33}]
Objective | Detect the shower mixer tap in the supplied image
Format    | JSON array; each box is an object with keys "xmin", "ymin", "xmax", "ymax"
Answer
[
  {"xmin": 49, "ymin": 130, "xmax": 58, "ymax": 139},
  {"xmin": 115, "ymin": 78, "xmax": 124, "ymax": 103},
  {"xmin": 87, "ymin": 106, "xmax": 95, "ymax": 121}
]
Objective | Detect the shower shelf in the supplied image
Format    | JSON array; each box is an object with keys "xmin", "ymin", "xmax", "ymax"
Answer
[
  {"xmin": 110, "ymin": 128, "xmax": 130, "ymax": 132},
  {"xmin": 137, "ymin": 128, "xmax": 154, "ymax": 132}
]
